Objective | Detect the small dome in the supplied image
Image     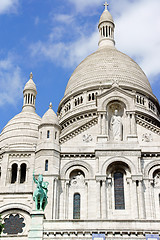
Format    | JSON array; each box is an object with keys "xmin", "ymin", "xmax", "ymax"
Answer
[
  {"xmin": 40, "ymin": 103, "xmax": 59, "ymax": 126},
  {"xmin": 99, "ymin": 9, "xmax": 114, "ymax": 26},
  {"xmin": 23, "ymin": 73, "xmax": 37, "ymax": 92},
  {"xmin": 0, "ymin": 111, "xmax": 41, "ymax": 148}
]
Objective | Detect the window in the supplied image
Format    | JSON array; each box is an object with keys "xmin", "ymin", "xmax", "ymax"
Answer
[
  {"xmin": 114, "ymin": 172, "xmax": 125, "ymax": 209},
  {"xmin": 11, "ymin": 164, "xmax": 18, "ymax": 184},
  {"xmin": 20, "ymin": 163, "xmax": 27, "ymax": 183},
  {"xmin": 45, "ymin": 160, "xmax": 48, "ymax": 171},
  {"xmin": 55, "ymin": 131, "xmax": 57, "ymax": 140},
  {"xmin": 73, "ymin": 193, "xmax": 80, "ymax": 219},
  {"xmin": 47, "ymin": 130, "xmax": 50, "ymax": 138}
]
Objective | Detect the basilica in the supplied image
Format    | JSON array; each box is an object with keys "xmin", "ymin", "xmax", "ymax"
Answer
[{"xmin": 0, "ymin": 3, "xmax": 160, "ymax": 240}]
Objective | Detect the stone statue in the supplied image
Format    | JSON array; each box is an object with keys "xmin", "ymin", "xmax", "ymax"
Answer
[
  {"xmin": 110, "ymin": 109, "xmax": 122, "ymax": 141},
  {"xmin": 33, "ymin": 172, "xmax": 49, "ymax": 211}
]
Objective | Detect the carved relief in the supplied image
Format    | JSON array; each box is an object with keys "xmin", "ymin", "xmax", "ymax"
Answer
[
  {"xmin": 70, "ymin": 171, "xmax": 85, "ymax": 187},
  {"xmin": 142, "ymin": 133, "xmax": 153, "ymax": 142},
  {"xmin": 154, "ymin": 172, "xmax": 160, "ymax": 187},
  {"xmin": 83, "ymin": 134, "xmax": 93, "ymax": 143}
]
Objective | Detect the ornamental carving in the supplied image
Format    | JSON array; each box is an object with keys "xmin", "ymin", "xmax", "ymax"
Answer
[
  {"xmin": 3, "ymin": 214, "xmax": 25, "ymax": 235},
  {"xmin": 142, "ymin": 133, "xmax": 153, "ymax": 142},
  {"xmin": 83, "ymin": 134, "xmax": 93, "ymax": 143},
  {"xmin": 154, "ymin": 172, "xmax": 160, "ymax": 187},
  {"xmin": 71, "ymin": 172, "xmax": 85, "ymax": 186}
]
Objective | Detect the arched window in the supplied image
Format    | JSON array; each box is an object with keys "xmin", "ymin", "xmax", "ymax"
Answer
[
  {"xmin": 114, "ymin": 172, "xmax": 125, "ymax": 209},
  {"xmin": 55, "ymin": 131, "xmax": 57, "ymax": 139},
  {"xmin": 45, "ymin": 160, "xmax": 48, "ymax": 171},
  {"xmin": 47, "ymin": 130, "xmax": 50, "ymax": 138},
  {"xmin": 73, "ymin": 193, "xmax": 80, "ymax": 219},
  {"xmin": 11, "ymin": 164, "xmax": 18, "ymax": 184},
  {"xmin": 20, "ymin": 163, "xmax": 27, "ymax": 183}
]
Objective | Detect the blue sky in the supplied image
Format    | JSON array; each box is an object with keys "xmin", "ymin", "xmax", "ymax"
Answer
[{"xmin": 0, "ymin": 0, "xmax": 160, "ymax": 132}]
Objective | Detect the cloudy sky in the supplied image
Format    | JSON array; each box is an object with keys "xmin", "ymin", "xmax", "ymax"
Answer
[{"xmin": 0, "ymin": 0, "xmax": 160, "ymax": 132}]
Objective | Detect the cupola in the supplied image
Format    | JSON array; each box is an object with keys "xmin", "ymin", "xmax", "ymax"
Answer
[
  {"xmin": 98, "ymin": 2, "xmax": 115, "ymax": 48},
  {"xmin": 22, "ymin": 72, "xmax": 37, "ymax": 112},
  {"xmin": 38, "ymin": 103, "xmax": 60, "ymax": 146}
]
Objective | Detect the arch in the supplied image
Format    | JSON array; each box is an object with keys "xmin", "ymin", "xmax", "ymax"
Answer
[
  {"xmin": 144, "ymin": 160, "xmax": 160, "ymax": 177},
  {"xmin": 11, "ymin": 163, "xmax": 18, "ymax": 184},
  {"xmin": 20, "ymin": 163, "xmax": 27, "ymax": 183},
  {"xmin": 101, "ymin": 95, "xmax": 131, "ymax": 111},
  {"xmin": 0, "ymin": 203, "xmax": 32, "ymax": 215},
  {"xmin": 60, "ymin": 160, "xmax": 94, "ymax": 179},
  {"xmin": 101, "ymin": 156, "xmax": 136, "ymax": 175}
]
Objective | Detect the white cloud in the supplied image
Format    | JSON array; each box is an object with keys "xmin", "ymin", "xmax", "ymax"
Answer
[
  {"xmin": 114, "ymin": 0, "xmax": 160, "ymax": 80},
  {"xmin": 53, "ymin": 14, "xmax": 74, "ymax": 24},
  {"xmin": 0, "ymin": 57, "xmax": 24, "ymax": 106},
  {"xmin": 30, "ymin": 29, "xmax": 98, "ymax": 68},
  {"xmin": 0, "ymin": 0, "xmax": 19, "ymax": 14}
]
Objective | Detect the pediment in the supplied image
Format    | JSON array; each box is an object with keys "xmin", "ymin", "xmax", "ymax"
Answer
[{"xmin": 96, "ymin": 86, "xmax": 135, "ymax": 111}]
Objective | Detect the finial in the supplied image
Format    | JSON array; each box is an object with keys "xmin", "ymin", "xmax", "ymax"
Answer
[
  {"xmin": 49, "ymin": 102, "xmax": 53, "ymax": 109},
  {"xmin": 30, "ymin": 72, "xmax": 33, "ymax": 79},
  {"xmin": 104, "ymin": 1, "xmax": 109, "ymax": 10}
]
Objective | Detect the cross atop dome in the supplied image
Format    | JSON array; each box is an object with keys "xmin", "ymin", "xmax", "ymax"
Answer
[
  {"xmin": 30, "ymin": 72, "xmax": 33, "ymax": 79},
  {"xmin": 49, "ymin": 102, "xmax": 53, "ymax": 109},
  {"xmin": 104, "ymin": 1, "xmax": 109, "ymax": 11}
]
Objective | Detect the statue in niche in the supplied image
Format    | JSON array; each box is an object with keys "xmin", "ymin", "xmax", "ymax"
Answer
[{"xmin": 110, "ymin": 109, "xmax": 122, "ymax": 141}]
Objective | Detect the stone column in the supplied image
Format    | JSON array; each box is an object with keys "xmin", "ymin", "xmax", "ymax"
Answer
[
  {"xmin": 98, "ymin": 113, "xmax": 102, "ymax": 135},
  {"xmin": 143, "ymin": 179, "xmax": 152, "ymax": 219},
  {"xmin": 102, "ymin": 113, "xmax": 106, "ymax": 135},
  {"xmin": 28, "ymin": 210, "xmax": 44, "ymax": 240},
  {"xmin": 96, "ymin": 180, "xmax": 101, "ymax": 219},
  {"xmin": 64, "ymin": 180, "xmax": 69, "ymax": 219},
  {"xmin": 107, "ymin": 178, "xmax": 112, "ymax": 216},
  {"xmin": 17, "ymin": 167, "xmax": 20, "ymax": 183},
  {"xmin": 101, "ymin": 179, "xmax": 106, "ymax": 219},
  {"xmin": 131, "ymin": 112, "xmax": 137, "ymax": 135},
  {"xmin": 137, "ymin": 180, "xmax": 145, "ymax": 219},
  {"xmin": 83, "ymin": 91, "xmax": 87, "ymax": 105},
  {"xmin": 53, "ymin": 178, "xmax": 58, "ymax": 219},
  {"xmin": 70, "ymin": 97, "xmax": 74, "ymax": 110},
  {"xmin": 131, "ymin": 180, "xmax": 139, "ymax": 218},
  {"xmin": 149, "ymin": 179, "xmax": 156, "ymax": 218}
]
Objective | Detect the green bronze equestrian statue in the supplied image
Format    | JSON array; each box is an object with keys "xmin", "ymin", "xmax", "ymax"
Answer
[{"xmin": 33, "ymin": 171, "xmax": 49, "ymax": 211}]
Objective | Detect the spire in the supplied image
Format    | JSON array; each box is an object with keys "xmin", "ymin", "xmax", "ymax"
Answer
[
  {"xmin": 98, "ymin": 2, "xmax": 115, "ymax": 48},
  {"xmin": 22, "ymin": 72, "xmax": 37, "ymax": 112}
]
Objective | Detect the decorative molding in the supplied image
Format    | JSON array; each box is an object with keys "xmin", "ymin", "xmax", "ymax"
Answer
[
  {"xmin": 136, "ymin": 115, "xmax": 160, "ymax": 135},
  {"xmin": 60, "ymin": 117, "xmax": 98, "ymax": 144},
  {"xmin": 61, "ymin": 153, "xmax": 95, "ymax": 158},
  {"xmin": 61, "ymin": 111, "xmax": 97, "ymax": 131},
  {"xmin": 9, "ymin": 153, "xmax": 31, "ymax": 158}
]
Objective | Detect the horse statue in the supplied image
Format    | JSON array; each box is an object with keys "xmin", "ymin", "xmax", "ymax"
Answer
[{"xmin": 33, "ymin": 172, "xmax": 49, "ymax": 211}]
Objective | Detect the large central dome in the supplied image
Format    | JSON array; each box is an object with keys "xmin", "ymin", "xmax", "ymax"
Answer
[
  {"xmin": 64, "ymin": 47, "xmax": 153, "ymax": 97},
  {"xmin": 64, "ymin": 4, "xmax": 153, "ymax": 99}
]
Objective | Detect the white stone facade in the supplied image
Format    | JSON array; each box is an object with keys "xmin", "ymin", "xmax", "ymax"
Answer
[{"xmin": 0, "ymin": 4, "xmax": 160, "ymax": 240}]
